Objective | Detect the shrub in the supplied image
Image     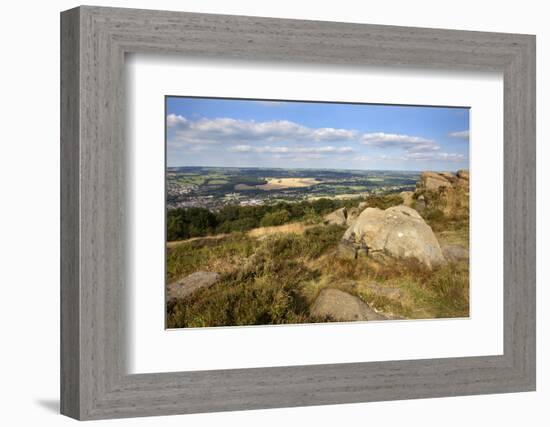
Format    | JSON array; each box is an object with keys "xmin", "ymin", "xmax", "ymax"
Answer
[
  {"xmin": 363, "ymin": 194, "xmax": 403, "ymax": 210},
  {"xmin": 167, "ymin": 208, "xmax": 218, "ymax": 240},
  {"xmin": 260, "ymin": 209, "xmax": 291, "ymax": 227}
]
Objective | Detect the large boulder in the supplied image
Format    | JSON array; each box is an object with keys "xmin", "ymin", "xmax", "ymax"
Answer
[
  {"xmin": 167, "ymin": 271, "xmax": 221, "ymax": 300},
  {"xmin": 346, "ymin": 207, "xmax": 360, "ymax": 226},
  {"xmin": 310, "ymin": 288, "xmax": 386, "ymax": 321},
  {"xmin": 324, "ymin": 207, "xmax": 347, "ymax": 226},
  {"xmin": 324, "ymin": 206, "xmax": 361, "ymax": 227},
  {"xmin": 342, "ymin": 205, "xmax": 445, "ymax": 268}
]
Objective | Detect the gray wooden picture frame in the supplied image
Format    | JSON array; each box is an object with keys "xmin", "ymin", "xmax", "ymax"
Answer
[{"xmin": 60, "ymin": 5, "xmax": 536, "ymax": 421}]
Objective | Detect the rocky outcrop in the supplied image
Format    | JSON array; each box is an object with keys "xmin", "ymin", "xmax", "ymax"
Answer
[
  {"xmin": 167, "ymin": 271, "xmax": 221, "ymax": 300},
  {"xmin": 310, "ymin": 288, "xmax": 386, "ymax": 321},
  {"xmin": 341, "ymin": 205, "xmax": 445, "ymax": 268},
  {"xmin": 420, "ymin": 171, "xmax": 453, "ymax": 191},
  {"xmin": 457, "ymin": 169, "xmax": 469, "ymax": 182},
  {"xmin": 323, "ymin": 207, "xmax": 348, "ymax": 226},
  {"xmin": 415, "ymin": 170, "xmax": 469, "ymax": 217},
  {"xmin": 324, "ymin": 206, "xmax": 361, "ymax": 227},
  {"xmin": 346, "ymin": 207, "xmax": 360, "ymax": 226}
]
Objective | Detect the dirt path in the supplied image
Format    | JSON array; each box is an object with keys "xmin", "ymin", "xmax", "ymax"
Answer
[
  {"xmin": 166, "ymin": 233, "xmax": 230, "ymax": 248},
  {"xmin": 167, "ymin": 222, "xmax": 313, "ymax": 248}
]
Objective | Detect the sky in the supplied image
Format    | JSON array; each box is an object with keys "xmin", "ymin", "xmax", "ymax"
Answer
[{"xmin": 166, "ymin": 97, "xmax": 469, "ymax": 171}]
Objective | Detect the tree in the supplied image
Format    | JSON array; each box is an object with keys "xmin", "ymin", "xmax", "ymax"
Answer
[
  {"xmin": 166, "ymin": 208, "xmax": 218, "ymax": 240},
  {"xmin": 260, "ymin": 209, "xmax": 291, "ymax": 227}
]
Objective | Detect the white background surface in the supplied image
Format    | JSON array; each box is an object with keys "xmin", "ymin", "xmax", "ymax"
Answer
[
  {"xmin": 128, "ymin": 56, "xmax": 503, "ymax": 373},
  {"xmin": 0, "ymin": 0, "xmax": 547, "ymax": 426}
]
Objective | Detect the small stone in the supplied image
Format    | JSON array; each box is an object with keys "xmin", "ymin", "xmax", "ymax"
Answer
[
  {"xmin": 167, "ymin": 271, "xmax": 221, "ymax": 300},
  {"xmin": 310, "ymin": 288, "xmax": 386, "ymax": 321}
]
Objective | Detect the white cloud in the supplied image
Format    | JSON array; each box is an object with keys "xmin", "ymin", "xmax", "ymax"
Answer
[
  {"xmin": 168, "ymin": 115, "xmax": 466, "ymax": 165},
  {"xmin": 404, "ymin": 152, "xmax": 466, "ymax": 162},
  {"xmin": 228, "ymin": 144, "xmax": 256, "ymax": 152},
  {"xmin": 361, "ymin": 132, "xmax": 440, "ymax": 153},
  {"xmin": 449, "ymin": 130, "xmax": 470, "ymax": 139},
  {"xmin": 228, "ymin": 145, "xmax": 353, "ymax": 155},
  {"xmin": 362, "ymin": 132, "xmax": 432, "ymax": 145},
  {"xmin": 354, "ymin": 152, "xmax": 465, "ymax": 163},
  {"xmin": 166, "ymin": 113, "xmax": 188, "ymax": 128},
  {"xmin": 167, "ymin": 115, "xmax": 357, "ymax": 145}
]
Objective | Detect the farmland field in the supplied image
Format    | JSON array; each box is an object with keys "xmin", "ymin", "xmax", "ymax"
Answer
[{"xmin": 167, "ymin": 166, "xmax": 419, "ymax": 210}]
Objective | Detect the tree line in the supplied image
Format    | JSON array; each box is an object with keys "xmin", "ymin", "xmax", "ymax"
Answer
[
  {"xmin": 166, "ymin": 194, "xmax": 404, "ymax": 241},
  {"xmin": 167, "ymin": 198, "xmax": 352, "ymax": 241}
]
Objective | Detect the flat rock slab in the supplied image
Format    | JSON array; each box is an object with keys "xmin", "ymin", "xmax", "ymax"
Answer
[
  {"xmin": 167, "ymin": 271, "xmax": 221, "ymax": 300},
  {"xmin": 324, "ymin": 207, "xmax": 348, "ymax": 226},
  {"xmin": 310, "ymin": 288, "xmax": 386, "ymax": 322}
]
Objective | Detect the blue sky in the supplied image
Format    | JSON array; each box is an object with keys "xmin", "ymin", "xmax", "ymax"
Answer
[{"xmin": 166, "ymin": 97, "xmax": 469, "ymax": 171}]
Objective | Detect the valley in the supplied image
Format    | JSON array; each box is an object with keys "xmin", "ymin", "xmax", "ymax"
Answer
[
  {"xmin": 166, "ymin": 168, "xmax": 470, "ymax": 328},
  {"xmin": 167, "ymin": 166, "xmax": 420, "ymax": 210}
]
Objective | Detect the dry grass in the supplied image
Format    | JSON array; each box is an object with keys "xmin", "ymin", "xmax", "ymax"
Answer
[
  {"xmin": 167, "ymin": 219, "xmax": 469, "ymax": 328},
  {"xmin": 166, "ymin": 192, "xmax": 470, "ymax": 328},
  {"xmin": 167, "ymin": 222, "xmax": 311, "ymax": 247},
  {"xmin": 247, "ymin": 222, "xmax": 310, "ymax": 238},
  {"xmin": 435, "ymin": 228, "xmax": 469, "ymax": 248}
]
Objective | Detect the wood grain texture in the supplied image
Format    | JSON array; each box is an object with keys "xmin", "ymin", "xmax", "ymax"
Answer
[
  {"xmin": 60, "ymin": 6, "xmax": 536, "ymax": 420},
  {"xmin": 60, "ymin": 7, "xmax": 80, "ymax": 419}
]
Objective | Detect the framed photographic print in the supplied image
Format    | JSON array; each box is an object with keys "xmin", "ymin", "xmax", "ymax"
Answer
[{"xmin": 61, "ymin": 6, "xmax": 536, "ymax": 420}]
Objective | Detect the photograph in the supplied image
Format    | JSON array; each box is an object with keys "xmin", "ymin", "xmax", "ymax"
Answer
[{"xmin": 165, "ymin": 97, "xmax": 471, "ymax": 328}]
